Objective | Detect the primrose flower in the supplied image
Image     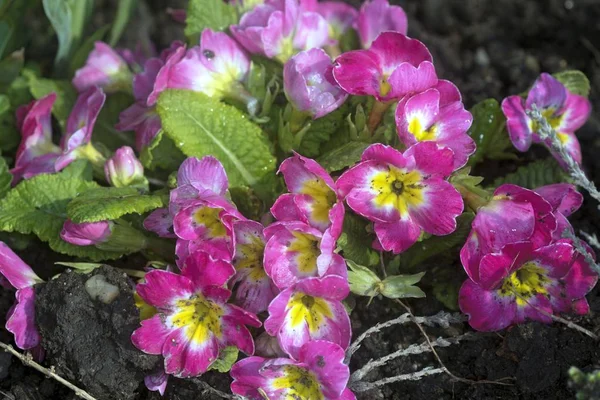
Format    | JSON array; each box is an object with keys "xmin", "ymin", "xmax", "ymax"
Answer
[
  {"xmin": 231, "ymin": 340, "xmax": 355, "ymax": 400},
  {"xmin": 534, "ymin": 183, "xmax": 583, "ymax": 240},
  {"xmin": 60, "ymin": 220, "xmax": 113, "ymax": 246},
  {"xmin": 460, "ymin": 184, "xmax": 557, "ymax": 282},
  {"xmin": 357, "ymin": 0, "xmax": 408, "ymax": 48},
  {"xmin": 10, "ymin": 94, "xmax": 61, "ymax": 183},
  {"xmin": 501, "ymin": 73, "xmax": 591, "ymax": 167},
  {"xmin": 131, "ymin": 251, "xmax": 261, "ymax": 377},
  {"xmin": 231, "ymin": 0, "xmax": 329, "ymax": 63},
  {"xmin": 104, "ymin": 146, "xmax": 146, "ymax": 189},
  {"xmin": 264, "ymin": 221, "xmax": 347, "ymax": 289},
  {"xmin": 337, "ymin": 142, "xmax": 463, "ymax": 254},
  {"xmin": 284, "ymin": 48, "xmax": 348, "ymax": 119},
  {"xmin": 0, "ymin": 242, "xmax": 44, "ymax": 351},
  {"xmin": 332, "ymin": 32, "xmax": 437, "ymax": 102},
  {"xmin": 317, "ymin": 2, "xmax": 358, "ymax": 43},
  {"xmin": 395, "ymin": 80, "xmax": 475, "ymax": 169},
  {"xmin": 459, "ymin": 240, "xmax": 598, "ymax": 332},
  {"xmin": 73, "ymin": 42, "xmax": 132, "ymax": 93},
  {"xmin": 55, "ymin": 87, "xmax": 106, "ymax": 171}
]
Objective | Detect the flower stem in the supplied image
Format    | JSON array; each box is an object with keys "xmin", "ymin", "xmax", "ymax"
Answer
[
  {"xmin": 454, "ymin": 183, "xmax": 490, "ymax": 211},
  {"xmin": 367, "ymin": 100, "xmax": 392, "ymax": 134}
]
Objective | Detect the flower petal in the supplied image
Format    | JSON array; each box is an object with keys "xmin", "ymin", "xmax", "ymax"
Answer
[
  {"xmin": 136, "ymin": 270, "xmax": 194, "ymax": 309},
  {"xmin": 459, "ymin": 279, "xmax": 516, "ymax": 332},
  {"xmin": 6, "ymin": 287, "xmax": 40, "ymax": 350},
  {"xmin": 131, "ymin": 314, "xmax": 173, "ymax": 355}
]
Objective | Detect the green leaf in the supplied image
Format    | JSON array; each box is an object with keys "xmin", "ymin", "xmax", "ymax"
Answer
[
  {"xmin": 157, "ymin": 89, "xmax": 276, "ymax": 188},
  {"xmin": 109, "ymin": 0, "xmax": 137, "ymax": 46},
  {"xmin": 229, "ymin": 186, "xmax": 264, "ymax": 221},
  {"xmin": 397, "ymin": 212, "xmax": 475, "ymax": 270},
  {"xmin": 0, "ymin": 49, "xmax": 24, "ymax": 92},
  {"xmin": 317, "ymin": 141, "xmax": 370, "ymax": 172},
  {"xmin": 338, "ymin": 214, "xmax": 379, "ymax": 267},
  {"xmin": 55, "ymin": 261, "xmax": 104, "ymax": 274},
  {"xmin": 432, "ymin": 280, "xmax": 460, "ymax": 311},
  {"xmin": 297, "ymin": 103, "xmax": 349, "ymax": 157},
  {"xmin": 24, "ymin": 70, "xmax": 76, "ymax": 126},
  {"xmin": 0, "ymin": 94, "xmax": 19, "ymax": 153},
  {"xmin": 491, "ymin": 158, "xmax": 567, "ymax": 189},
  {"xmin": 467, "ymin": 99, "xmax": 517, "ymax": 166},
  {"xmin": 553, "ymin": 70, "xmax": 590, "ymax": 97},
  {"xmin": 0, "ymin": 170, "xmax": 127, "ymax": 260},
  {"xmin": 0, "ymin": 156, "xmax": 12, "ymax": 199},
  {"xmin": 185, "ymin": 0, "xmax": 238, "ymax": 39},
  {"xmin": 208, "ymin": 346, "xmax": 239, "ymax": 373},
  {"xmin": 380, "ymin": 272, "xmax": 426, "ymax": 299},
  {"xmin": 347, "ymin": 260, "xmax": 381, "ymax": 298},
  {"xmin": 69, "ymin": 25, "xmax": 110, "ymax": 76},
  {"xmin": 140, "ymin": 129, "xmax": 186, "ymax": 171},
  {"xmin": 0, "ymin": 21, "xmax": 10, "ymax": 60},
  {"xmin": 67, "ymin": 187, "xmax": 166, "ymax": 223}
]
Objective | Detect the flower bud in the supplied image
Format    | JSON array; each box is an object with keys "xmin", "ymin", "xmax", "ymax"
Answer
[
  {"xmin": 61, "ymin": 220, "xmax": 113, "ymax": 246},
  {"xmin": 73, "ymin": 42, "xmax": 132, "ymax": 93},
  {"xmin": 357, "ymin": 0, "xmax": 408, "ymax": 48},
  {"xmin": 104, "ymin": 146, "xmax": 147, "ymax": 189}
]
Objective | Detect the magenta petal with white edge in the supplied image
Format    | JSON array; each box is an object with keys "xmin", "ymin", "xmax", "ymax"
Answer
[
  {"xmin": 136, "ymin": 270, "xmax": 194, "ymax": 309},
  {"xmin": 270, "ymin": 193, "xmax": 306, "ymax": 222},
  {"xmin": 199, "ymin": 28, "xmax": 250, "ymax": 79},
  {"xmin": 177, "ymin": 156, "xmax": 228, "ymax": 196},
  {"xmin": 407, "ymin": 179, "xmax": 463, "ymax": 236},
  {"xmin": 297, "ymin": 340, "xmax": 350, "ymax": 399},
  {"xmin": 60, "ymin": 220, "xmax": 113, "ymax": 246},
  {"xmin": 131, "ymin": 314, "xmax": 174, "ymax": 355},
  {"xmin": 458, "ymin": 279, "xmax": 517, "ymax": 332},
  {"xmin": 526, "ymin": 73, "xmax": 567, "ymax": 112},
  {"xmin": 148, "ymin": 45, "xmax": 186, "ymax": 106},
  {"xmin": 0, "ymin": 242, "xmax": 42, "ymax": 289},
  {"xmin": 357, "ymin": 0, "xmax": 408, "ymax": 48},
  {"xmin": 557, "ymin": 92, "xmax": 591, "ymax": 133},
  {"xmin": 14, "ymin": 94, "xmax": 59, "ymax": 166},
  {"xmin": 502, "ymin": 95, "xmax": 533, "ymax": 152},
  {"xmin": 317, "ymin": 1, "xmax": 357, "ymax": 41},
  {"xmin": 6, "ymin": 287, "xmax": 40, "ymax": 350},
  {"xmin": 534, "ymin": 183, "xmax": 582, "ymax": 217},
  {"xmin": 72, "ymin": 41, "xmax": 130, "ymax": 93},
  {"xmin": 162, "ymin": 328, "xmax": 219, "ymax": 378},
  {"xmin": 181, "ymin": 251, "xmax": 236, "ymax": 290},
  {"xmin": 230, "ymin": 356, "xmax": 270, "ymax": 399},
  {"xmin": 331, "ymin": 49, "xmax": 382, "ymax": 98},
  {"xmin": 404, "ymin": 141, "xmax": 455, "ymax": 177},
  {"xmin": 374, "ymin": 218, "xmax": 421, "ymax": 254}
]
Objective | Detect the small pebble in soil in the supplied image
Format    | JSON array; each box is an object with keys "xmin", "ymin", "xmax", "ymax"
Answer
[{"xmin": 85, "ymin": 274, "xmax": 120, "ymax": 304}]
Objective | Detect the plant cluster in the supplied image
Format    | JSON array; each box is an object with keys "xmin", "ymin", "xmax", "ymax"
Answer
[{"xmin": 0, "ymin": 0, "xmax": 598, "ymax": 399}]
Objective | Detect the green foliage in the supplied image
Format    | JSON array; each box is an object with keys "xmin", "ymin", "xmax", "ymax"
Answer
[
  {"xmin": 109, "ymin": 0, "xmax": 137, "ymax": 46},
  {"xmin": 568, "ymin": 366, "xmax": 600, "ymax": 400},
  {"xmin": 209, "ymin": 346, "xmax": 239, "ymax": 373},
  {"xmin": 140, "ymin": 130, "xmax": 186, "ymax": 171},
  {"xmin": 467, "ymin": 99, "xmax": 517, "ymax": 166},
  {"xmin": 0, "ymin": 0, "xmax": 38, "ymax": 59},
  {"xmin": 0, "ymin": 156, "xmax": 12, "ymax": 199},
  {"xmin": 553, "ymin": 70, "xmax": 590, "ymax": 97},
  {"xmin": 229, "ymin": 186, "xmax": 264, "ymax": 221},
  {"xmin": 69, "ymin": 25, "xmax": 110, "ymax": 76},
  {"xmin": 94, "ymin": 92, "xmax": 137, "ymax": 151},
  {"xmin": 23, "ymin": 70, "xmax": 76, "ymax": 126},
  {"xmin": 317, "ymin": 141, "xmax": 370, "ymax": 173},
  {"xmin": 67, "ymin": 187, "xmax": 166, "ymax": 223},
  {"xmin": 0, "ymin": 49, "xmax": 24, "ymax": 92},
  {"xmin": 492, "ymin": 158, "xmax": 567, "ymax": 189},
  {"xmin": 185, "ymin": 0, "xmax": 238, "ymax": 39},
  {"xmin": 347, "ymin": 260, "xmax": 426, "ymax": 300},
  {"xmin": 338, "ymin": 214, "xmax": 379, "ymax": 267},
  {"xmin": 0, "ymin": 94, "xmax": 19, "ymax": 153},
  {"xmin": 347, "ymin": 260, "xmax": 380, "ymax": 298},
  {"xmin": 157, "ymin": 89, "xmax": 276, "ymax": 189},
  {"xmin": 380, "ymin": 272, "xmax": 426, "ymax": 299},
  {"xmin": 297, "ymin": 103, "xmax": 349, "ymax": 157}
]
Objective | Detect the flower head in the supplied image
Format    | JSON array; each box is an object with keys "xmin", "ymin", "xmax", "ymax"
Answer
[
  {"xmin": 459, "ymin": 240, "xmax": 598, "ymax": 331},
  {"xmin": 317, "ymin": 1, "xmax": 358, "ymax": 43},
  {"xmin": 356, "ymin": 0, "xmax": 408, "ymax": 48},
  {"xmin": 131, "ymin": 251, "xmax": 261, "ymax": 377},
  {"xmin": 73, "ymin": 42, "xmax": 132, "ymax": 93},
  {"xmin": 231, "ymin": 0, "xmax": 329, "ymax": 63},
  {"xmin": 284, "ymin": 48, "xmax": 348, "ymax": 119},
  {"xmin": 501, "ymin": 73, "xmax": 591, "ymax": 166},
  {"xmin": 104, "ymin": 146, "xmax": 146, "ymax": 189},
  {"xmin": 534, "ymin": 183, "xmax": 583, "ymax": 240},
  {"xmin": 231, "ymin": 340, "xmax": 355, "ymax": 400},
  {"xmin": 60, "ymin": 220, "xmax": 113, "ymax": 246},
  {"xmin": 395, "ymin": 80, "xmax": 475, "ymax": 169},
  {"xmin": 337, "ymin": 142, "xmax": 463, "ymax": 254},
  {"xmin": 332, "ymin": 31, "xmax": 437, "ymax": 102}
]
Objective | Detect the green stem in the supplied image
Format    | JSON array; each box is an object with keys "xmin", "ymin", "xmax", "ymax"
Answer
[
  {"xmin": 367, "ymin": 100, "xmax": 393, "ymax": 134},
  {"xmin": 455, "ymin": 183, "xmax": 490, "ymax": 211}
]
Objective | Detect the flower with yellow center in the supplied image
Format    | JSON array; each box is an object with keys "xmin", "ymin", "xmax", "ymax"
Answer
[{"xmin": 371, "ymin": 166, "xmax": 424, "ymax": 217}]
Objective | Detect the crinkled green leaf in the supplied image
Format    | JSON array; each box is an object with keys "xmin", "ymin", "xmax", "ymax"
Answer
[
  {"xmin": 0, "ymin": 171, "xmax": 126, "ymax": 260},
  {"xmin": 338, "ymin": 214, "xmax": 379, "ymax": 267},
  {"xmin": 23, "ymin": 70, "xmax": 76, "ymax": 126},
  {"xmin": 553, "ymin": 70, "xmax": 590, "ymax": 97},
  {"xmin": 347, "ymin": 260, "xmax": 380, "ymax": 298},
  {"xmin": 140, "ymin": 129, "xmax": 186, "ymax": 171},
  {"xmin": 297, "ymin": 103, "xmax": 350, "ymax": 157},
  {"xmin": 380, "ymin": 272, "xmax": 426, "ymax": 299},
  {"xmin": 108, "ymin": 0, "xmax": 137, "ymax": 46},
  {"xmin": 157, "ymin": 89, "xmax": 276, "ymax": 188},
  {"xmin": 317, "ymin": 141, "xmax": 370, "ymax": 173},
  {"xmin": 209, "ymin": 346, "xmax": 239, "ymax": 373},
  {"xmin": 61, "ymin": 159, "xmax": 93, "ymax": 181},
  {"xmin": 67, "ymin": 186, "xmax": 166, "ymax": 223},
  {"xmin": 0, "ymin": 157, "xmax": 12, "ymax": 199},
  {"xmin": 491, "ymin": 158, "xmax": 567, "ymax": 189},
  {"xmin": 185, "ymin": 0, "xmax": 238, "ymax": 39},
  {"xmin": 467, "ymin": 99, "xmax": 517, "ymax": 166}
]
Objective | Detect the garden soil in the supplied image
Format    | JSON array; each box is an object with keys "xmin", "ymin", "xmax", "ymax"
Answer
[{"xmin": 1, "ymin": 0, "xmax": 600, "ymax": 399}]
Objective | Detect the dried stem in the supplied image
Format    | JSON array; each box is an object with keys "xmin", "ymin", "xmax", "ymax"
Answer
[
  {"xmin": 580, "ymin": 230, "xmax": 600, "ymax": 251},
  {"xmin": 350, "ymin": 367, "xmax": 446, "ymax": 393},
  {"xmin": 192, "ymin": 380, "xmax": 241, "ymax": 400},
  {"xmin": 0, "ymin": 341, "xmax": 97, "ymax": 400}
]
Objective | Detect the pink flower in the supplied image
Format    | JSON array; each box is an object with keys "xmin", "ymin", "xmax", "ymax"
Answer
[
  {"xmin": 395, "ymin": 80, "xmax": 475, "ymax": 170},
  {"xmin": 534, "ymin": 183, "xmax": 583, "ymax": 240},
  {"xmin": 284, "ymin": 48, "xmax": 348, "ymax": 119},
  {"xmin": 60, "ymin": 220, "xmax": 113, "ymax": 246},
  {"xmin": 317, "ymin": 1, "xmax": 358, "ymax": 42},
  {"xmin": 72, "ymin": 42, "xmax": 132, "ymax": 93},
  {"xmin": 10, "ymin": 94, "xmax": 61, "ymax": 184},
  {"xmin": 501, "ymin": 73, "xmax": 591, "ymax": 167},
  {"xmin": 332, "ymin": 32, "xmax": 437, "ymax": 102},
  {"xmin": 231, "ymin": 0, "xmax": 329, "ymax": 63},
  {"xmin": 231, "ymin": 340, "xmax": 355, "ymax": 400},
  {"xmin": 356, "ymin": 0, "xmax": 408, "ymax": 48},
  {"xmin": 230, "ymin": 220, "xmax": 279, "ymax": 314},
  {"xmin": 263, "ymin": 221, "xmax": 347, "ymax": 289},
  {"xmin": 104, "ymin": 146, "xmax": 146, "ymax": 189},
  {"xmin": 0, "ymin": 242, "xmax": 44, "ymax": 351},
  {"xmin": 265, "ymin": 275, "xmax": 350, "ymax": 359},
  {"xmin": 55, "ymin": 87, "xmax": 106, "ymax": 171},
  {"xmin": 337, "ymin": 142, "xmax": 463, "ymax": 254},
  {"xmin": 459, "ymin": 240, "xmax": 597, "ymax": 332},
  {"xmin": 131, "ymin": 251, "xmax": 261, "ymax": 378},
  {"xmin": 460, "ymin": 184, "xmax": 557, "ymax": 282}
]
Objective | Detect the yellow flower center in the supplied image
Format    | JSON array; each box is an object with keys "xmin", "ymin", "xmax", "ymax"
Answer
[
  {"xmin": 235, "ymin": 236, "xmax": 266, "ymax": 282},
  {"xmin": 371, "ymin": 166, "xmax": 425, "ymax": 217},
  {"xmin": 272, "ymin": 365, "xmax": 325, "ymax": 400},
  {"xmin": 170, "ymin": 295, "xmax": 224, "ymax": 344},
  {"xmin": 379, "ymin": 76, "xmax": 392, "ymax": 97},
  {"xmin": 134, "ymin": 292, "xmax": 157, "ymax": 321},
  {"xmin": 288, "ymin": 232, "xmax": 321, "ymax": 275},
  {"xmin": 287, "ymin": 293, "xmax": 333, "ymax": 333},
  {"xmin": 300, "ymin": 178, "xmax": 337, "ymax": 225},
  {"xmin": 497, "ymin": 262, "xmax": 549, "ymax": 306},
  {"xmin": 408, "ymin": 116, "xmax": 438, "ymax": 141},
  {"xmin": 193, "ymin": 206, "xmax": 227, "ymax": 238}
]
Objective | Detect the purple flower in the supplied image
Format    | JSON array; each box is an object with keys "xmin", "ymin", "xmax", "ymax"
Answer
[
  {"xmin": 231, "ymin": 340, "xmax": 355, "ymax": 400},
  {"xmin": 0, "ymin": 242, "xmax": 43, "ymax": 351},
  {"xmin": 60, "ymin": 220, "xmax": 113, "ymax": 246},
  {"xmin": 72, "ymin": 42, "xmax": 132, "ymax": 93},
  {"xmin": 337, "ymin": 142, "xmax": 463, "ymax": 254},
  {"xmin": 332, "ymin": 32, "xmax": 437, "ymax": 102},
  {"xmin": 501, "ymin": 73, "xmax": 591, "ymax": 168},
  {"xmin": 534, "ymin": 183, "xmax": 583, "ymax": 240},
  {"xmin": 356, "ymin": 0, "xmax": 408, "ymax": 48},
  {"xmin": 395, "ymin": 80, "xmax": 475, "ymax": 170},
  {"xmin": 104, "ymin": 146, "xmax": 146, "ymax": 189},
  {"xmin": 317, "ymin": 1, "xmax": 358, "ymax": 43},
  {"xmin": 131, "ymin": 251, "xmax": 261, "ymax": 378},
  {"xmin": 284, "ymin": 48, "xmax": 348, "ymax": 119}
]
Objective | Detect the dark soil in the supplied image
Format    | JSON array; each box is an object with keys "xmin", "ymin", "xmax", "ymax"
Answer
[{"xmin": 1, "ymin": 0, "xmax": 600, "ymax": 399}]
